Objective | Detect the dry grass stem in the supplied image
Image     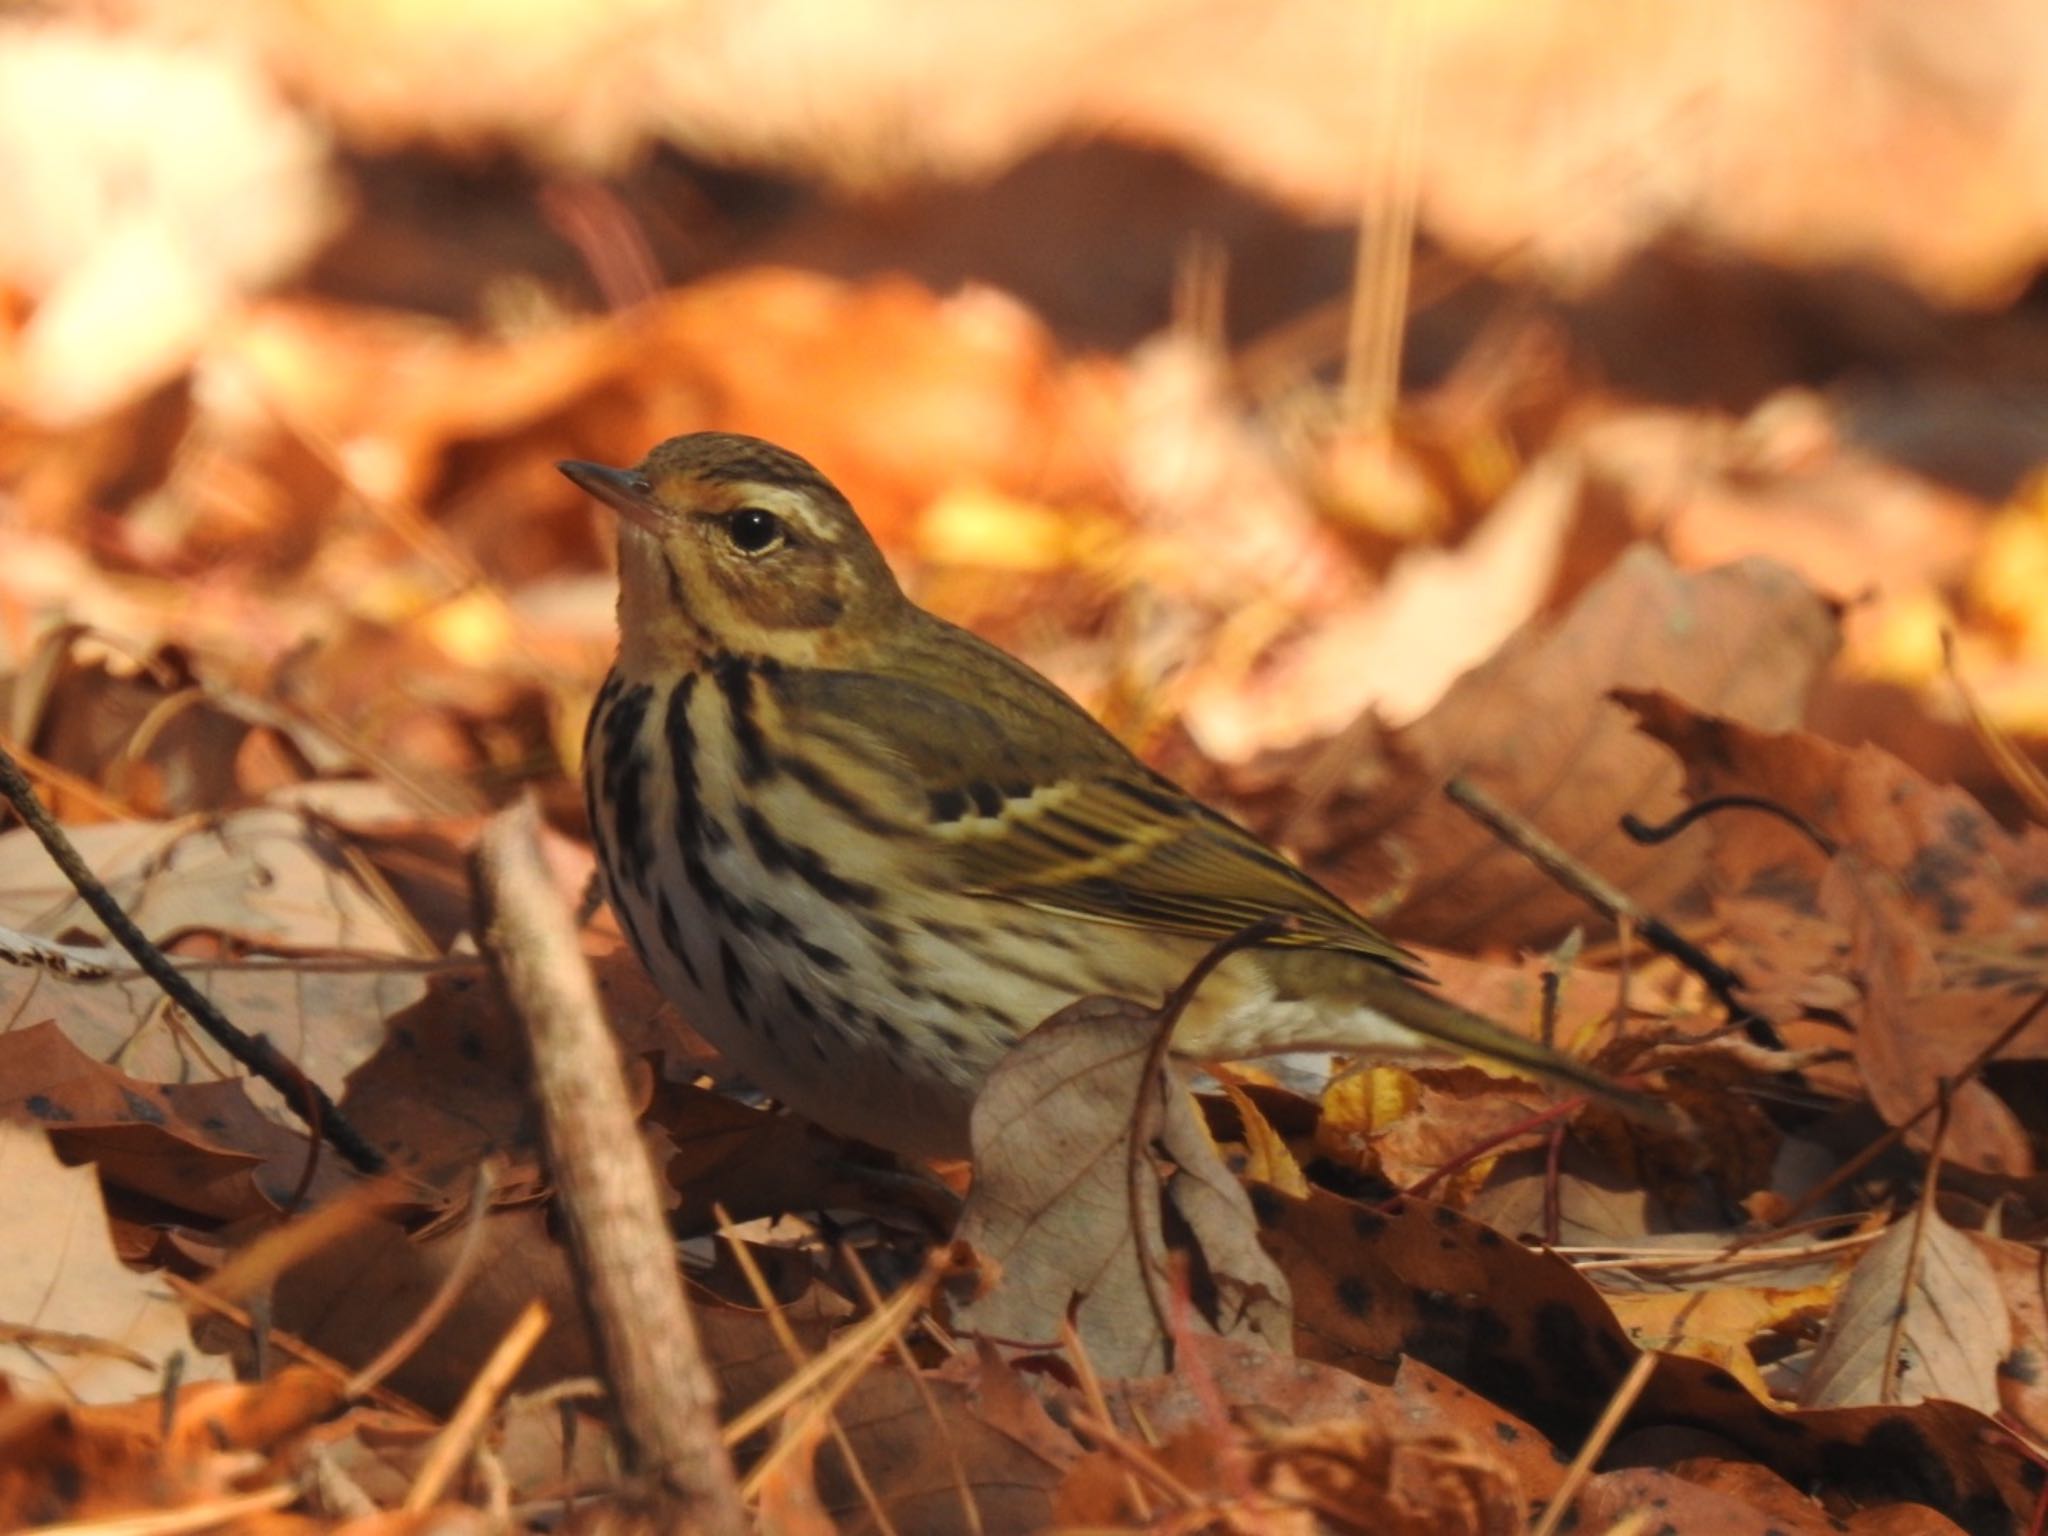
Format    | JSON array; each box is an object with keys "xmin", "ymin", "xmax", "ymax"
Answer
[{"xmin": 403, "ymin": 1297, "xmax": 550, "ymax": 1513}]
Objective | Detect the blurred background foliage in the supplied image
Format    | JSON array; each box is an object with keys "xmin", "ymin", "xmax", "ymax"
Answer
[{"xmin": 4, "ymin": 0, "xmax": 2047, "ymax": 825}]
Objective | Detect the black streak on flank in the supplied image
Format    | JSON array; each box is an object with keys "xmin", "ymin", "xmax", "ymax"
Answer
[
  {"xmin": 784, "ymin": 986, "xmax": 833, "ymax": 1060},
  {"xmin": 737, "ymin": 803, "xmax": 881, "ymax": 908},
  {"xmin": 664, "ymin": 675, "xmax": 704, "ymax": 849},
  {"xmin": 718, "ymin": 936, "xmax": 753, "ymax": 1023},
  {"xmin": 601, "ymin": 682, "xmax": 655, "ymax": 892},
  {"xmin": 582, "ymin": 672, "xmax": 621, "ymax": 804},
  {"xmin": 581, "ymin": 672, "xmax": 621, "ymax": 881},
  {"xmin": 655, "ymin": 890, "xmax": 700, "ymax": 985},
  {"xmin": 742, "ymin": 894, "xmax": 848, "ymax": 975},
  {"xmin": 874, "ymin": 1015, "xmax": 907, "ymax": 1054},
  {"xmin": 711, "ymin": 652, "xmax": 775, "ymax": 783},
  {"xmin": 665, "ymin": 675, "xmax": 730, "ymax": 917}
]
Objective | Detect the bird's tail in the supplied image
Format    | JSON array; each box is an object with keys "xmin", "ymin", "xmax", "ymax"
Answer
[{"xmin": 1341, "ymin": 968, "xmax": 1685, "ymax": 1134}]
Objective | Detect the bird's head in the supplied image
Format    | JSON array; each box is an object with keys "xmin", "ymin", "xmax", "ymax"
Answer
[{"xmin": 560, "ymin": 432, "xmax": 906, "ymax": 672}]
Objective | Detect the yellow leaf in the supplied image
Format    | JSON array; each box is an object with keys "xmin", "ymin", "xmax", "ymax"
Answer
[{"xmin": 1219, "ymin": 1081, "xmax": 1308, "ymax": 1197}]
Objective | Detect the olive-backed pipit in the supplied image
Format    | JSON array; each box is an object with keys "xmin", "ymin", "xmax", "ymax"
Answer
[{"xmin": 565, "ymin": 433, "xmax": 1670, "ymax": 1157}]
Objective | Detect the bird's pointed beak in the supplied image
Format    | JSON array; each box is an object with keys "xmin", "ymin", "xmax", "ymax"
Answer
[{"xmin": 558, "ymin": 460, "xmax": 662, "ymax": 532}]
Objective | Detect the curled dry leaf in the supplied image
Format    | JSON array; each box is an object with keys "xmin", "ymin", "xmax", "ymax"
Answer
[
  {"xmin": 0, "ymin": 1367, "xmax": 342, "ymax": 1529},
  {"xmin": 1064, "ymin": 1395, "xmax": 1524, "ymax": 1536},
  {"xmin": 1220, "ymin": 546, "xmax": 1839, "ymax": 953},
  {"xmin": 1254, "ymin": 1415, "xmax": 1523, "ymax": 1536},
  {"xmin": 1259, "ymin": 1182, "xmax": 2034, "ymax": 1524},
  {"xmin": 0, "ymin": 1021, "xmax": 303, "ymax": 1220},
  {"xmin": 953, "ymin": 993, "xmax": 1292, "ymax": 1378},
  {"xmin": 1969, "ymin": 1229, "xmax": 2048, "ymax": 1445},
  {"xmin": 1799, "ymin": 1213, "xmax": 2009, "ymax": 1414},
  {"xmin": 1067, "ymin": 1335, "xmax": 1562, "ymax": 1525},
  {"xmin": 1622, "ymin": 689, "xmax": 2048, "ymax": 1171}
]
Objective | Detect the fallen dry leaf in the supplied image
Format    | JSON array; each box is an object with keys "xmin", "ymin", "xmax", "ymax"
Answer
[
  {"xmin": 1221, "ymin": 546, "xmax": 1839, "ymax": 952},
  {"xmin": 271, "ymin": 1204, "xmax": 838, "ymax": 1422},
  {"xmin": 1970, "ymin": 1228, "xmax": 2048, "ymax": 1446},
  {"xmin": 1079, "ymin": 1335, "xmax": 1564, "ymax": 1520},
  {"xmin": 0, "ymin": 19, "xmax": 334, "ymax": 424},
  {"xmin": 1799, "ymin": 1212, "xmax": 2009, "ymax": 1414},
  {"xmin": 0, "ymin": 1367, "xmax": 342, "ymax": 1528},
  {"xmin": 0, "ymin": 1121, "xmax": 232, "ymax": 1403},
  {"xmin": 954, "ymin": 992, "xmax": 1291, "ymax": 1377},
  {"xmin": 1623, "ymin": 688, "xmax": 2048, "ymax": 1170},
  {"xmin": 1256, "ymin": 1186, "xmax": 1635, "ymax": 1445},
  {"xmin": 0, "ymin": 1021, "xmax": 303, "ymax": 1219},
  {"xmin": 810, "ymin": 1353, "xmax": 1082, "ymax": 1536},
  {"xmin": 143, "ymin": 0, "xmax": 2048, "ymax": 302},
  {"xmin": 1571, "ymin": 1463, "xmax": 1963, "ymax": 1536}
]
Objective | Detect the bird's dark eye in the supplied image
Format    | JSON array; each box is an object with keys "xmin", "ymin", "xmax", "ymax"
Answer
[{"xmin": 727, "ymin": 507, "xmax": 785, "ymax": 555}]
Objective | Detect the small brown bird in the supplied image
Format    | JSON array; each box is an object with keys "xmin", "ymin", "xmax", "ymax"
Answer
[{"xmin": 565, "ymin": 433, "xmax": 1670, "ymax": 1157}]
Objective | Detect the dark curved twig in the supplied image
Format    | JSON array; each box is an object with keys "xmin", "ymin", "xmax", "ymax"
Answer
[
  {"xmin": 1621, "ymin": 794, "xmax": 1839, "ymax": 859},
  {"xmin": 0, "ymin": 742, "xmax": 387, "ymax": 1174},
  {"xmin": 1128, "ymin": 913, "xmax": 1295, "ymax": 1360}
]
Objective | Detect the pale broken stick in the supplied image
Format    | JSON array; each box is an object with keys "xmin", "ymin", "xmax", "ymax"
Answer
[
  {"xmin": 473, "ymin": 796, "xmax": 746, "ymax": 1536},
  {"xmin": 0, "ymin": 738, "xmax": 387, "ymax": 1174}
]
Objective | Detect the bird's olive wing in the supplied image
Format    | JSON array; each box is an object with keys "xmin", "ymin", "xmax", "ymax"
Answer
[
  {"xmin": 936, "ymin": 770, "xmax": 1422, "ymax": 975},
  {"xmin": 773, "ymin": 663, "xmax": 1421, "ymax": 975}
]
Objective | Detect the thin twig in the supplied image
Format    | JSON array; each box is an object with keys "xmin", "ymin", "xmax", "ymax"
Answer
[
  {"xmin": 722, "ymin": 1263, "xmax": 939, "ymax": 1449},
  {"xmin": 1944, "ymin": 630, "xmax": 2048, "ymax": 826},
  {"xmin": 1342, "ymin": 0, "xmax": 1425, "ymax": 426},
  {"xmin": 0, "ymin": 729, "xmax": 137, "ymax": 821},
  {"xmin": 475, "ymin": 796, "xmax": 746, "ymax": 1536},
  {"xmin": 165, "ymin": 1273, "xmax": 430, "ymax": 1420},
  {"xmin": 1563, "ymin": 1226, "xmax": 1884, "ymax": 1274},
  {"xmin": 1066, "ymin": 1409, "xmax": 1207, "ymax": 1510},
  {"xmin": 736, "ymin": 1279, "xmax": 934, "ymax": 1501},
  {"xmin": 1529, "ymin": 1348, "xmax": 1660, "ymax": 1536},
  {"xmin": 1062, "ymin": 1316, "xmax": 1153, "ymax": 1522},
  {"xmin": 0, "ymin": 738, "xmax": 386, "ymax": 1173},
  {"xmin": 1444, "ymin": 774, "xmax": 1777, "ymax": 1044},
  {"xmin": 200, "ymin": 1177, "xmax": 405, "ymax": 1309},
  {"xmin": 1543, "ymin": 1115, "xmax": 1567, "ymax": 1249}
]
